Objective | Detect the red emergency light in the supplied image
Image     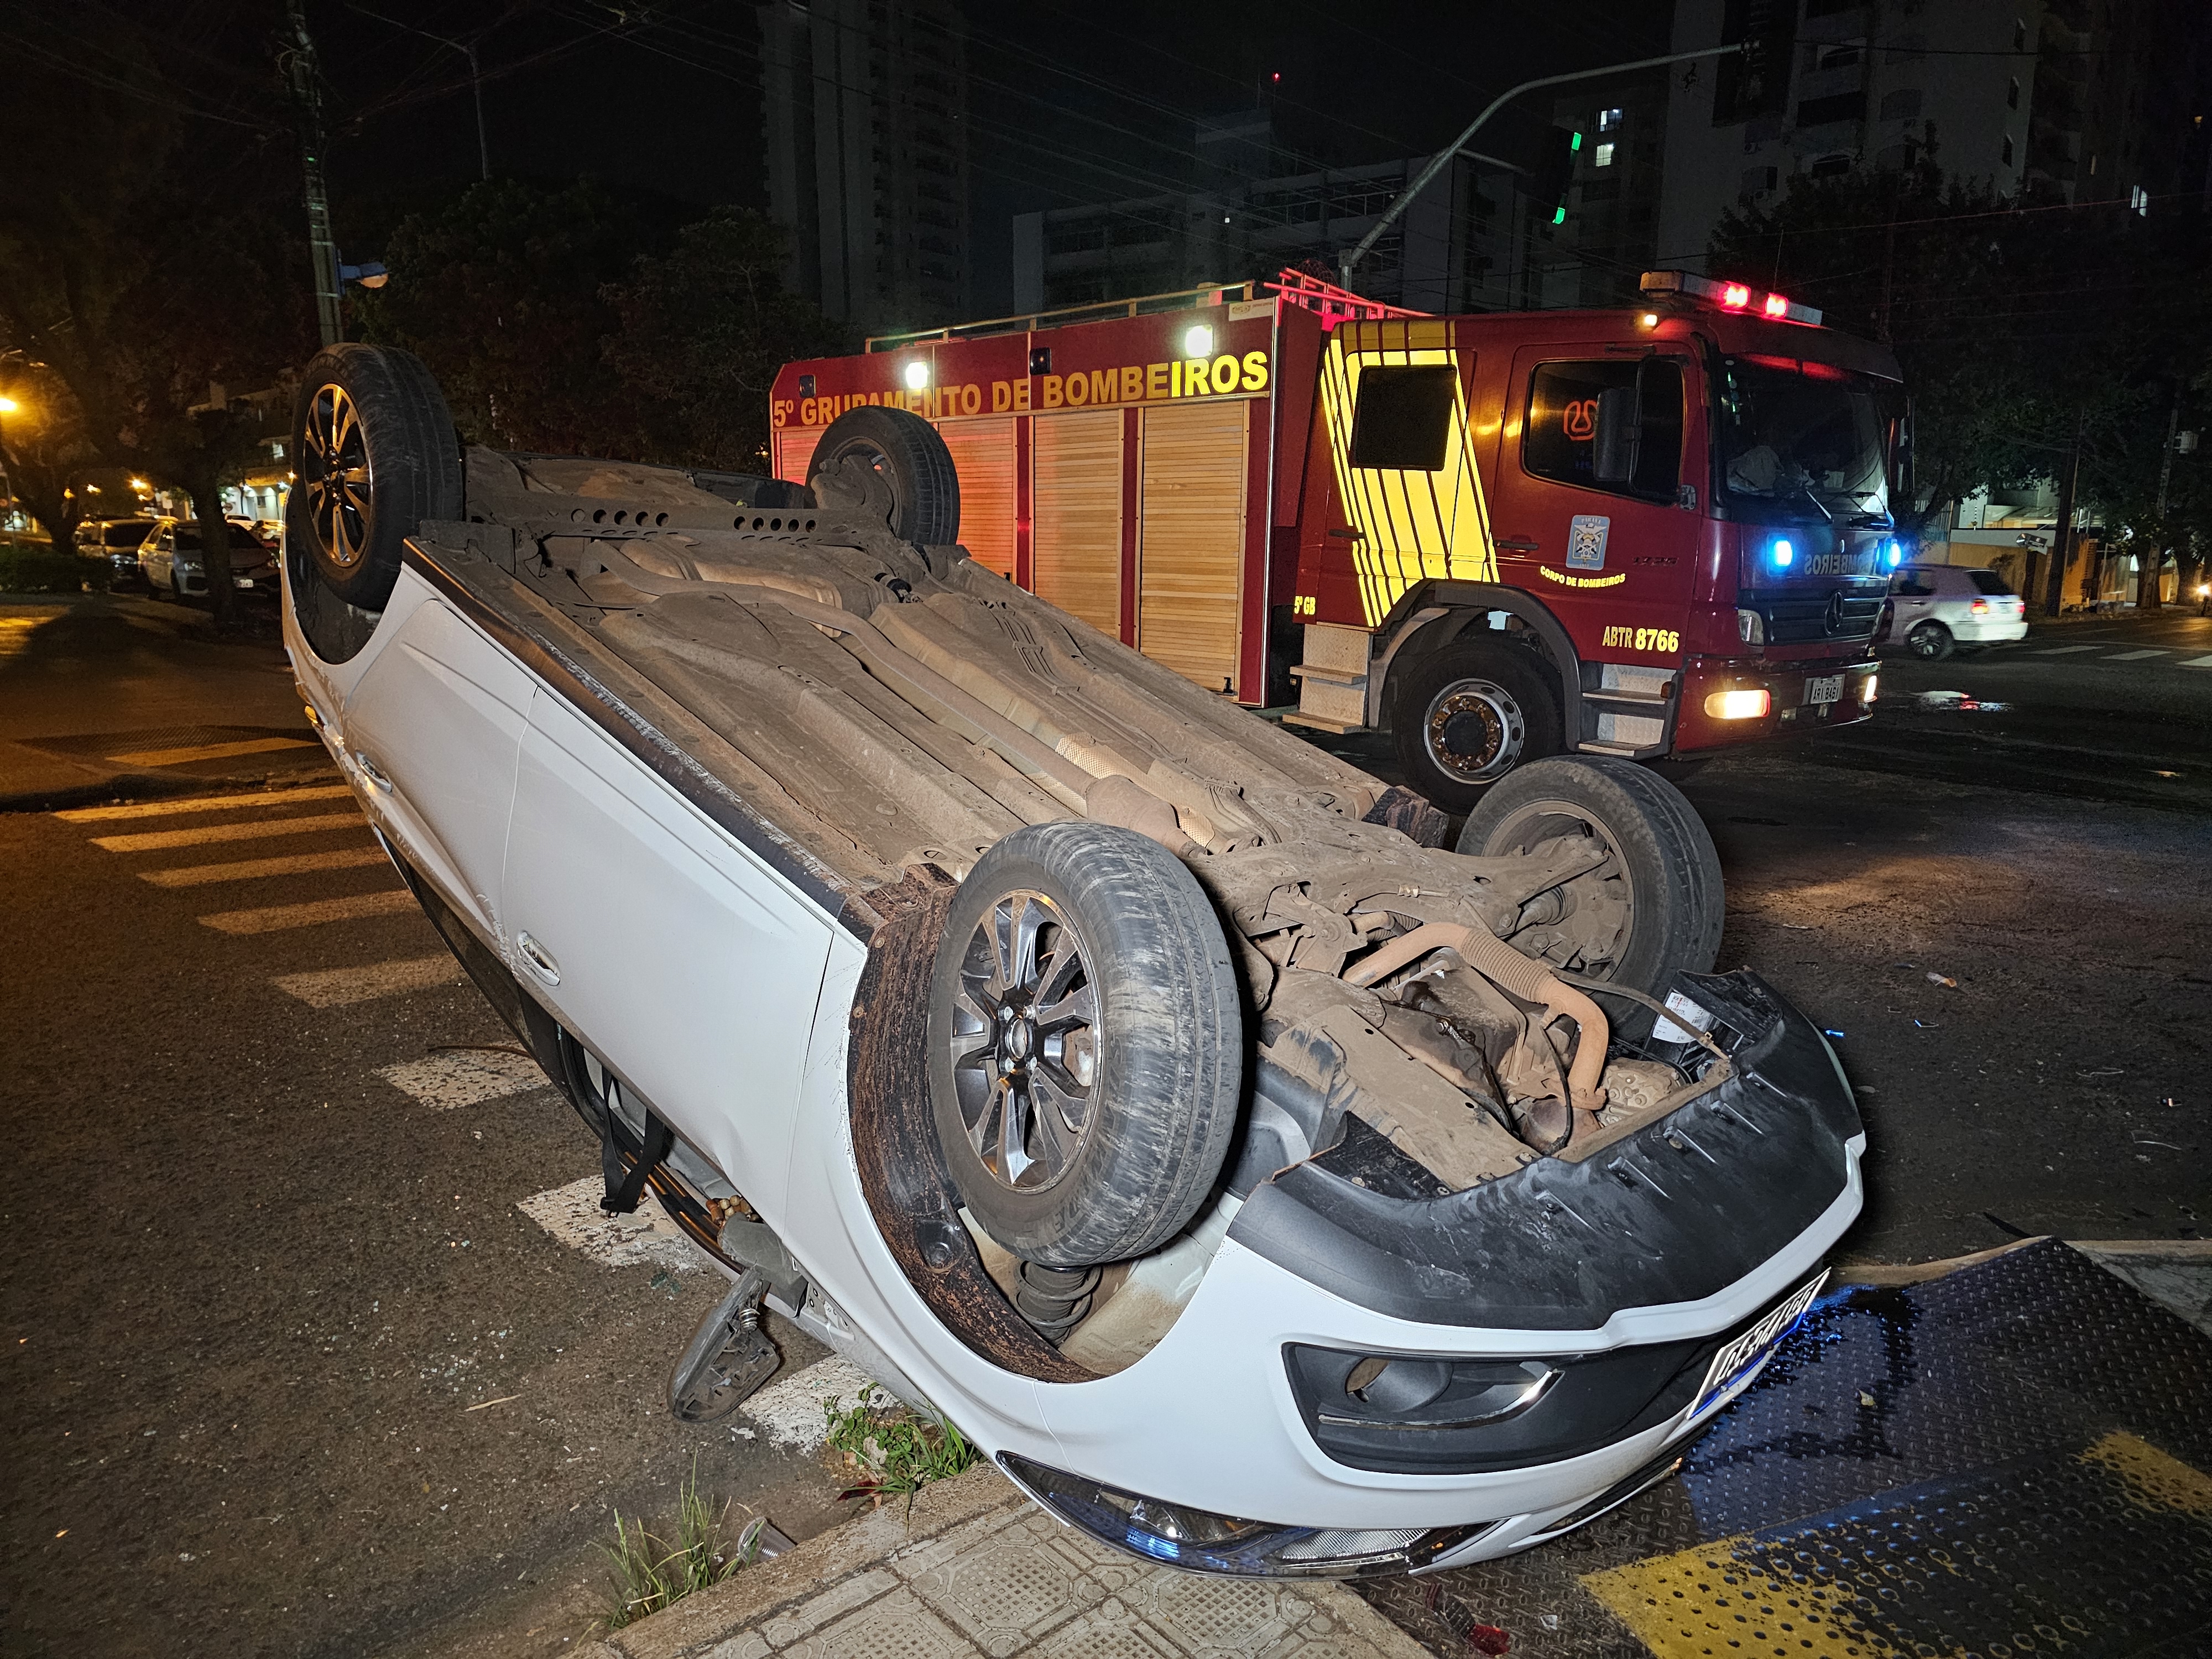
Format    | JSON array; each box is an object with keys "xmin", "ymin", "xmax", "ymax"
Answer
[{"xmin": 1640, "ymin": 270, "xmax": 1823, "ymax": 327}]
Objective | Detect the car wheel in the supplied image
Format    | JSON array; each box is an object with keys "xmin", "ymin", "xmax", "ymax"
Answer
[
  {"xmin": 287, "ymin": 343, "xmax": 462, "ymax": 625},
  {"xmin": 1907, "ymin": 619, "xmax": 1953, "ymax": 659},
  {"xmin": 1390, "ymin": 637, "xmax": 1563, "ymax": 815},
  {"xmin": 927, "ymin": 821, "xmax": 1242, "ymax": 1268},
  {"xmin": 1455, "ymin": 756, "xmax": 1723, "ymax": 1041},
  {"xmin": 806, "ymin": 405, "xmax": 961, "ymax": 546}
]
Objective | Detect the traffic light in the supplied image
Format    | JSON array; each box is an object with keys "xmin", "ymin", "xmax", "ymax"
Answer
[{"xmin": 1533, "ymin": 127, "xmax": 1582, "ymax": 227}]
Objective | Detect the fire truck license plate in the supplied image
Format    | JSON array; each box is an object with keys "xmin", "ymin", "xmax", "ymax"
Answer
[
  {"xmin": 1804, "ymin": 675, "xmax": 1844, "ymax": 705},
  {"xmin": 1692, "ymin": 1270, "xmax": 1829, "ymax": 1417}
]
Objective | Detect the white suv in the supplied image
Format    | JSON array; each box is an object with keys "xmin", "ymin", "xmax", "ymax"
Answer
[{"xmin": 1877, "ymin": 565, "xmax": 2028, "ymax": 658}]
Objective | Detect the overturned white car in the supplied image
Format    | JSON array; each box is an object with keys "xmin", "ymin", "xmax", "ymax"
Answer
[{"xmin": 285, "ymin": 344, "xmax": 1863, "ymax": 1578}]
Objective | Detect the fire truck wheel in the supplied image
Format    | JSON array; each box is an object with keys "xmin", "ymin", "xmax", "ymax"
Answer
[
  {"xmin": 1455, "ymin": 757, "xmax": 1723, "ymax": 1041},
  {"xmin": 806, "ymin": 406, "xmax": 961, "ymax": 547},
  {"xmin": 927, "ymin": 821, "xmax": 1243, "ymax": 1269},
  {"xmin": 1390, "ymin": 639, "xmax": 1563, "ymax": 813}
]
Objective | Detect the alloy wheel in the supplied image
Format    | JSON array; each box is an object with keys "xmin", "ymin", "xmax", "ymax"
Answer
[{"xmin": 301, "ymin": 383, "xmax": 373, "ymax": 571}]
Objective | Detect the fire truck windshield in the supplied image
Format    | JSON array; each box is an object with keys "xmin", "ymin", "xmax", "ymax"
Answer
[{"xmin": 1717, "ymin": 354, "xmax": 1897, "ymax": 528}]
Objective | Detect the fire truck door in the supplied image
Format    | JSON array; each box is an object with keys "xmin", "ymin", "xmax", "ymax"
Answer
[
  {"xmin": 1317, "ymin": 322, "xmax": 1494, "ymax": 626},
  {"xmin": 1491, "ymin": 348, "xmax": 1698, "ymax": 653}
]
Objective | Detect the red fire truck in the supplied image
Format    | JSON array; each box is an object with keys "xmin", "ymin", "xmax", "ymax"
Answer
[{"xmin": 769, "ymin": 267, "xmax": 1902, "ymax": 810}]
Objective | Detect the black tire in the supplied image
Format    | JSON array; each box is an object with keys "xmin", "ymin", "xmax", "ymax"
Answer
[
  {"xmin": 927, "ymin": 821, "xmax": 1242, "ymax": 1267},
  {"xmin": 1455, "ymin": 756, "xmax": 1723, "ymax": 1041},
  {"xmin": 1390, "ymin": 636, "xmax": 1563, "ymax": 814},
  {"xmin": 1906, "ymin": 619, "xmax": 1953, "ymax": 660},
  {"xmin": 807, "ymin": 405, "xmax": 960, "ymax": 545},
  {"xmin": 286, "ymin": 344, "xmax": 461, "ymax": 614}
]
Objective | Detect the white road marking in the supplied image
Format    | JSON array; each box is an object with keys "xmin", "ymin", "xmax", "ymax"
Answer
[
  {"xmin": 105, "ymin": 735, "xmax": 319, "ymax": 766},
  {"xmin": 2035, "ymin": 644, "xmax": 2099, "ymax": 654},
  {"xmin": 2104, "ymin": 649, "xmax": 2169, "ymax": 660},
  {"xmin": 197, "ymin": 889, "xmax": 413, "ymax": 934},
  {"xmin": 90, "ymin": 812, "xmax": 364, "ymax": 852},
  {"xmin": 514, "ymin": 1176, "xmax": 703, "ymax": 1272},
  {"xmin": 380, "ymin": 1048, "xmax": 548, "ymax": 1110},
  {"xmin": 55, "ymin": 784, "xmax": 352, "ymax": 823},
  {"xmin": 143, "ymin": 847, "xmax": 389, "ymax": 888},
  {"xmin": 740, "ymin": 1357, "xmax": 888, "ymax": 1452},
  {"xmin": 274, "ymin": 954, "xmax": 464, "ymax": 1008},
  {"xmin": 2182, "ymin": 655, "xmax": 2212, "ymax": 669}
]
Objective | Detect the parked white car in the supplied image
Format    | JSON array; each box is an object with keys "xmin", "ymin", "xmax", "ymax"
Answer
[
  {"xmin": 283, "ymin": 344, "xmax": 1864, "ymax": 1578},
  {"xmin": 138, "ymin": 516, "xmax": 280, "ymax": 598},
  {"xmin": 1877, "ymin": 564, "xmax": 2028, "ymax": 658}
]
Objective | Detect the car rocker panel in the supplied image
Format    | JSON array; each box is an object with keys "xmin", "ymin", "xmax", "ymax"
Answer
[{"xmin": 281, "ymin": 344, "xmax": 1863, "ymax": 1579}]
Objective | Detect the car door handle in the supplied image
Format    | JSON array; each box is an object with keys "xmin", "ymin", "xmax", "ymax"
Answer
[
  {"xmin": 1495, "ymin": 538, "xmax": 1541, "ymax": 554},
  {"xmin": 515, "ymin": 931, "xmax": 561, "ymax": 985},
  {"xmin": 354, "ymin": 752, "xmax": 393, "ymax": 790}
]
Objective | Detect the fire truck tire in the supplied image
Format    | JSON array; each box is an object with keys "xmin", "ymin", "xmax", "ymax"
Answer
[
  {"xmin": 1455, "ymin": 756, "xmax": 1723, "ymax": 1040},
  {"xmin": 806, "ymin": 406, "xmax": 961, "ymax": 546},
  {"xmin": 1390, "ymin": 639, "xmax": 1563, "ymax": 813},
  {"xmin": 927, "ymin": 821, "xmax": 1243, "ymax": 1269}
]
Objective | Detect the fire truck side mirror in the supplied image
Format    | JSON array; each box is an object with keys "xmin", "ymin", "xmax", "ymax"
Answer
[{"xmin": 1592, "ymin": 385, "xmax": 1641, "ymax": 484}]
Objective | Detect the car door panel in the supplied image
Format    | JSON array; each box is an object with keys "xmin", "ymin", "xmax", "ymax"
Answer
[
  {"xmin": 341, "ymin": 597, "xmax": 532, "ymax": 943},
  {"xmin": 502, "ymin": 687, "xmax": 836, "ymax": 1213}
]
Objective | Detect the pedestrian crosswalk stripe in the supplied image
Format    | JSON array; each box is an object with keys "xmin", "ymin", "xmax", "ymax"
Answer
[
  {"xmin": 740, "ymin": 1357, "xmax": 886, "ymax": 1451},
  {"xmin": 55, "ymin": 784, "xmax": 353, "ymax": 823},
  {"xmin": 515, "ymin": 1176, "xmax": 703, "ymax": 1272},
  {"xmin": 2182, "ymin": 655, "xmax": 2212, "ymax": 669},
  {"xmin": 2105, "ymin": 649, "xmax": 2169, "ymax": 661},
  {"xmin": 2036, "ymin": 644, "xmax": 2099, "ymax": 654},
  {"xmin": 142, "ymin": 847, "xmax": 389, "ymax": 888},
  {"xmin": 197, "ymin": 889, "xmax": 414, "ymax": 934},
  {"xmin": 381, "ymin": 1048, "xmax": 548, "ymax": 1110},
  {"xmin": 90, "ymin": 811, "xmax": 364, "ymax": 853},
  {"xmin": 105, "ymin": 735, "xmax": 320, "ymax": 766},
  {"xmin": 275, "ymin": 954, "xmax": 463, "ymax": 1008}
]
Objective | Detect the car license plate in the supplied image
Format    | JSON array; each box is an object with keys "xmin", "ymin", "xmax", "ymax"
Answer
[
  {"xmin": 1804, "ymin": 674, "xmax": 1843, "ymax": 705},
  {"xmin": 233, "ymin": 576, "xmax": 255, "ymax": 588},
  {"xmin": 1692, "ymin": 1270, "xmax": 1829, "ymax": 1417}
]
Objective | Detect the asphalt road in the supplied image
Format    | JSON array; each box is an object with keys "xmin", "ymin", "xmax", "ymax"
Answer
[{"xmin": 2, "ymin": 597, "xmax": 2206, "ymax": 1657}]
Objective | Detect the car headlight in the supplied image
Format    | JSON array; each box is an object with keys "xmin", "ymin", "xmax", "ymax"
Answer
[{"xmin": 998, "ymin": 1453, "xmax": 1484, "ymax": 1577}]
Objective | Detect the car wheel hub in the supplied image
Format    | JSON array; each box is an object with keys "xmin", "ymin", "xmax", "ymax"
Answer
[
  {"xmin": 1425, "ymin": 679, "xmax": 1525, "ymax": 783},
  {"xmin": 949, "ymin": 891, "xmax": 1100, "ymax": 1193},
  {"xmin": 302, "ymin": 383, "xmax": 374, "ymax": 571}
]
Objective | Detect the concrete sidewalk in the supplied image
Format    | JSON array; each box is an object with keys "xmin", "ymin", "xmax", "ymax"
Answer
[{"xmin": 585, "ymin": 1465, "xmax": 1433, "ymax": 1659}]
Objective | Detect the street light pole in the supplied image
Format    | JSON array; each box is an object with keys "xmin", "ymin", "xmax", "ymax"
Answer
[{"xmin": 1340, "ymin": 43, "xmax": 1743, "ymax": 285}]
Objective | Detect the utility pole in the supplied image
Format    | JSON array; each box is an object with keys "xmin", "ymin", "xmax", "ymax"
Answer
[
  {"xmin": 1340, "ymin": 44, "xmax": 1742, "ymax": 285},
  {"xmin": 357, "ymin": 7, "xmax": 494, "ymax": 179},
  {"xmin": 283, "ymin": 0, "xmax": 343, "ymax": 346},
  {"xmin": 2044, "ymin": 415, "xmax": 2084, "ymax": 618}
]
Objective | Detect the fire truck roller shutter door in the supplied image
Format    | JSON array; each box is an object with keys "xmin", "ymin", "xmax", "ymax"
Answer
[
  {"xmin": 1139, "ymin": 399, "xmax": 1248, "ymax": 693},
  {"xmin": 1032, "ymin": 409, "xmax": 1123, "ymax": 637},
  {"xmin": 937, "ymin": 417, "xmax": 1017, "ymax": 578}
]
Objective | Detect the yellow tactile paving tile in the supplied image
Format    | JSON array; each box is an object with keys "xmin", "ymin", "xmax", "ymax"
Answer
[{"xmin": 1579, "ymin": 1542, "xmax": 1897, "ymax": 1658}]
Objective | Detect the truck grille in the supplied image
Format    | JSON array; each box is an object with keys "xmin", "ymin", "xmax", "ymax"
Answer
[{"xmin": 1754, "ymin": 588, "xmax": 1884, "ymax": 645}]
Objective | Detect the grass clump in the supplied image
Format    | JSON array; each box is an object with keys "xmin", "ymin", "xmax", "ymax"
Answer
[
  {"xmin": 599, "ymin": 1459, "xmax": 766, "ymax": 1631},
  {"xmin": 824, "ymin": 1387, "xmax": 978, "ymax": 1506}
]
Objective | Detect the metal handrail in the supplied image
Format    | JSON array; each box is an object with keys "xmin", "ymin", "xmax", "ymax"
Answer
[{"xmin": 864, "ymin": 279, "xmax": 1258, "ymax": 352}]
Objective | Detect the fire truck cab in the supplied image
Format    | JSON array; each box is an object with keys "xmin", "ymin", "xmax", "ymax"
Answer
[{"xmin": 769, "ymin": 268, "xmax": 1902, "ymax": 811}]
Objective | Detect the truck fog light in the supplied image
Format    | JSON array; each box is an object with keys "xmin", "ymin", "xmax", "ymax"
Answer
[
  {"xmin": 999, "ymin": 1453, "xmax": 1468, "ymax": 1576},
  {"xmin": 1861, "ymin": 673, "xmax": 1878, "ymax": 703},
  {"xmin": 1704, "ymin": 688, "xmax": 1771, "ymax": 720}
]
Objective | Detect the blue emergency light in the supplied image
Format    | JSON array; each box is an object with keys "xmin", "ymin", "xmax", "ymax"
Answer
[{"xmin": 1770, "ymin": 538, "xmax": 1795, "ymax": 570}]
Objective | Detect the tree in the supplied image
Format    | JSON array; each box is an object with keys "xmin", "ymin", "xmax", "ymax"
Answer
[
  {"xmin": 0, "ymin": 361, "xmax": 97, "ymax": 558},
  {"xmin": 602, "ymin": 208, "xmax": 848, "ymax": 473},
  {"xmin": 1708, "ymin": 158, "xmax": 2212, "ymax": 578},
  {"xmin": 0, "ymin": 12, "xmax": 313, "ymax": 624}
]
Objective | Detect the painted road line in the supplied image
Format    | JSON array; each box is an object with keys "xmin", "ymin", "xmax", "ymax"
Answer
[
  {"xmin": 2035, "ymin": 644, "xmax": 2100, "ymax": 654},
  {"xmin": 197, "ymin": 889, "xmax": 413, "ymax": 935},
  {"xmin": 274, "ymin": 954, "xmax": 463, "ymax": 1008},
  {"xmin": 89, "ymin": 811, "xmax": 364, "ymax": 853},
  {"xmin": 381, "ymin": 1048, "xmax": 548, "ymax": 1111},
  {"xmin": 105, "ymin": 735, "xmax": 319, "ymax": 766},
  {"xmin": 142, "ymin": 847, "xmax": 390, "ymax": 888},
  {"xmin": 515, "ymin": 1176, "xmax": 705, "ymax": 1274},
  {"xmin": 56, "ymin": 784, "xmax": 352, "ymax": 823},
  {"xmin": 2104, "ymin": 649, "xmax": 2170, "ymax": 660},
  {"xmin": 740, "ymin": 1357, "xmax": 887, "ymax": 1451},
  {"xmin": 2182, "ymin": 655, "xmax": 2212, "ymax": 669}
]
